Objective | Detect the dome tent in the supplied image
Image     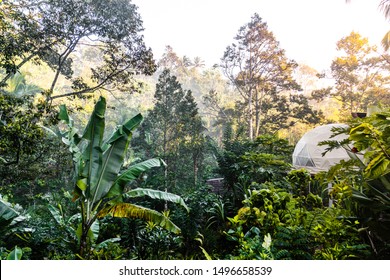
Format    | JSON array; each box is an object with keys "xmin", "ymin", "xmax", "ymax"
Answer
[{"xmin": 292, "ymin": 124, "xmax": 350, "ymax": 174}]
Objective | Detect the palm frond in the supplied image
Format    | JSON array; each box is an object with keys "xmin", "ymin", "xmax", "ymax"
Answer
[
  {"xmin": 380, "ymin": 0, "xmax": 390, "ymax": 20},
  {"xmin": 382, "ymin": 30, "xmax": 390, "ymax": 51}
]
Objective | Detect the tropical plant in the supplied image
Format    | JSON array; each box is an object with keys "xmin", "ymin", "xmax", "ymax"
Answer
[
  {"xmin": 6, "ymin": 246, "xmax": 23, "ymax": 260},
  {"xmin": 311, "ymin": 207, "xmax": 370, "ymax": 260},
  {"xmin": 132, "ymin": 221, "xmax": 184, "ymax": 260},
  {"xmin": 0, "ymin": 196, "xmax": 31, "ymax": 259},
  {"xmin": 57, "ymin": 96, "xmax": 188, "ymax": 258},
  {"xmin": 226, "ymin": 226, "xmax": 275, "ymax": 260},
  {"xmin": 319, "ymin": 108, "xmax": 390, "ymax": 257},
  {"xmin": 0, "ymin": 196, "xmax": 19, "ymax": 228},
  {"xmin": 216, "ymin": 133, "xmax": 293, "ymax": 205}
]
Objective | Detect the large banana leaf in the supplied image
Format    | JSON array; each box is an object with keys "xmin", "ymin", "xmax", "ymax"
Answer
[
  {"xmin": 81, "ymin": 97, "xmax": 106, "ymax": 199},
  {"xmin": 7, "ymin": 246, "xmax": 22, "ymax": 260},
  {"xmin": 89, "ymin": 113, "xmax": 143, "ymax": 207},
  {"xmin": 48, "ymin": 204, "xmax": 64, "ymax": 226},
  {"xmin": 104, "ymin": 113, "xmax": 143, "ymax": 145},
  {"xmin": 97, "ymin": 203, "xmax": 181, "ymax": 234},
  {"xmin": 58, "ymin": 104, "xmax": 72, "ymax": 126},
  {"xmin": 95, "ymin": 237, "xmax": 121, "ymax": 251},
  {"xmin": 58, "ymin": 105, "xmax": 82, "ymax": 158},
  {"xmin": 124, "ymin": 188, "xmax": 189, "ymax": 212},
  {"xmin": 107, "ymin": 158, "xmax": 162, "ymax": 199},
  {"xmin": 0, "ymin": 198, "xmax": 19, "ymax": 227}
]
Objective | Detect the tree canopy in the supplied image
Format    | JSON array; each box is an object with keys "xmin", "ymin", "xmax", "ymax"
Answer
[
  {"xmin": 0, "ymin": 0, "xmax": 156, "ymax": 100},
  {"xmin": 221, "ymin": 13, "xmax": 320, "ymax": 138},
  {"xmin": 312, "ymin": 32, "xmax": 390, "ymax": 120}
]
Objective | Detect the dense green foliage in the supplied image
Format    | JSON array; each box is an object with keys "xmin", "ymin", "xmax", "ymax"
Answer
[
  {"xmin": 1, "ymin": 0, "xmax": 390, "ymax": 260},
  {"xmin": 0, "ymin": 0, "xmax": 156, "ymax": 100},
  {"xmin": 132, "ymin": 69, "xmax": 207, "ymax": 192},
  {"xmin": 319, "ymin": 107, "xmax": 390, "ymax": 258}
]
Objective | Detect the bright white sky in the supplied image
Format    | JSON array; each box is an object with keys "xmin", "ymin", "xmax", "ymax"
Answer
[{"xmin": 132, "ymin": 0, "xmax": 389, "ymax": 71}]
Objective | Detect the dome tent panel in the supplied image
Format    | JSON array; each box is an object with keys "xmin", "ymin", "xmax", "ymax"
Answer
[
  {"xmin": 292, "ymin": 124, "xmax": 350, "ymax": 174},
  {"xmin": 294, "ymin": 145, "xmax": 315, "ymax": 167}
]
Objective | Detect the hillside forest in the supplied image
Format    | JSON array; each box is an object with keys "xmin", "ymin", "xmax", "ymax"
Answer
[{"xmin": 1, "ymin": 0, "xmax": 390, "ymax": 260}]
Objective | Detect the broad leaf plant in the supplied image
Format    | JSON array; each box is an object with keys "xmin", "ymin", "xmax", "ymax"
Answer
[{"xmin": 57, "ymin": 96, "xmax": 188, "ymax": 258}]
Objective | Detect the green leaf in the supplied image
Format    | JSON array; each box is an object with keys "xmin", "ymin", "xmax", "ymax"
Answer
[
  {"xmin": 89, "ymin": 219, "xmax": 100, "ymax": 243},
  {"xmin": 76, "ymin": 220, "xmax": 100, "ymax": 245},
  {"xmin": 58, "ymin": 104, "xmax": 82, "ymax": 148},
  {"xmin": 0, "ymin": 198, "xmax": 19, "ymax": 227},
  {"xmin": 199, "ymin": 246, "xmax": 213, "ymax": 260},
  {"xmin": 77, "ymin": 178, "xmax": 87, "ymax": 191},
  {"xmin": 95, "ymin": 237, "xmax": 121, "ymax": 250},
  {"xmin": 365, "ymin": 153, "xmax": 390, "ymax": 179},
  {"xmin": 81, "ymin": 96, "xmax": 106, "ymax": 200},
  {"xmin": 107, "ymin": 158, "xmax": 162, "ymax": 198},
  {"xmin": 352, "ymin": 189, "xmax": 374, "ymax": 203},
  {"xmin": 48, "ymin": 204, "xmax": 63, "ymax": 225},
  {"xmin": 124, "ymin": 188, "xmax": 189, "ymax": 212},
  {"xmin": 89, "ymin": 113, "xmax": 143, "ymax": 206},
  {"xmin": 97, "ymin": 203, "xmax": 181, "ymax": 234},
  {"xmin": 76, "ymin": 223, "xmax": 82, "ymax": 242},
  {"xmin": 105, "ymin": 113, "xmax": 143, "ymax": 145},
  {"xmin": 59, "ymin": 104, "xmax": 71, "ymax": 125},
  {"xmin": 7, "ymin": 246, "xmax": 23, "ymax": 260}
]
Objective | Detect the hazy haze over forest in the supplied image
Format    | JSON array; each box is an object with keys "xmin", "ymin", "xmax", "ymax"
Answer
[{"xmin": 132, "ymin": 0, "xmax": 388, "ymax": 71}]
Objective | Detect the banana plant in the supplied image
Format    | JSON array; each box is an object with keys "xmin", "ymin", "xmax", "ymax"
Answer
[
  {"xmin": 6, "ymin": 246, "xmax": 23, "ymax": 260},
  {"xmin": 0, "ymin": 197, "xmax": 19, "ymax": 228},
  {"xmin": 58, "ymin": 96, "xmax": 189, "ymax": 258}
]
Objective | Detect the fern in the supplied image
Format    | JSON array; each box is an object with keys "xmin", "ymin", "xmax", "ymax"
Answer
[
  {"xmin": 274, "ymin": 249, "xmax": 291, "ymax": 260},
  {"xmin": 272, "ymin": 226, "xmax": 314, "ymax": 260}
]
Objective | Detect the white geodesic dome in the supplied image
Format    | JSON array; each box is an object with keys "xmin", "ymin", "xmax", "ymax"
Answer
[{"xmin": 292, "ymin": 124, "xmax": 350, "ymax": 174}]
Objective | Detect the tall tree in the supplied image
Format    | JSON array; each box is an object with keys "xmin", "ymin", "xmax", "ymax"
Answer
[
  {"xmin": 0, "ymin": 73, "xmax": 44, "ymax": 165},
  {"xmin": 134, "ymin": 69, "xmax": 205, "ymax": 190},
  {"xmin": 329, "ymin": 32, "xmax": 390, "ymax": 117},
  {"xmin": 221, "ymin": 13, "xmax": 318, "ymax": 139},
  {"xmin": 0, "ymin": 0, "xmax": 156, "ymax": 101},
  {"xmin": 157, "ymin": 46, "xmax": 191, "ymax": 79}
]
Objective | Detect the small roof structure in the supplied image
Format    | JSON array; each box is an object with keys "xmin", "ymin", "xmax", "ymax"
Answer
[{"xmin": 292, "ymin": 124, "xmax": 350, "ymax": 174}]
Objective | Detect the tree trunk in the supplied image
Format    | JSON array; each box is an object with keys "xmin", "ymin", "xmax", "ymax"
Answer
[
  {"xmin": 255, "ymin": 90, "xmax": 259, "ymax": 138},
  {"xmin": 248, "ymin": 90, "xmax": 253, "ymax": 140},
  {"xmin": 255, "ymin": 89, "xmax": 264, "ymax": 137}
]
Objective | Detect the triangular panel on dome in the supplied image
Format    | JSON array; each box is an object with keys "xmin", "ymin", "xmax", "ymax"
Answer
[
  {"xmin": 293, "ymin": 145, "xmax": 315, "ymax": 167},
  {"xmin": 292, "ymin": 124, "xmax": 350, "ymax": 174}
]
